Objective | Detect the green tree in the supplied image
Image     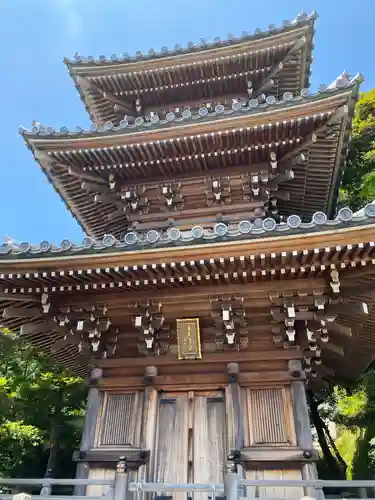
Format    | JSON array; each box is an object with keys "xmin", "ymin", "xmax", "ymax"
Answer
[
  {"xmin": 0, "ymin": 330, "xmax": 86, "ymax": 479},
  {"xmin": 340, "ymin": 88, "xmax": 375, "ymax": 210}
]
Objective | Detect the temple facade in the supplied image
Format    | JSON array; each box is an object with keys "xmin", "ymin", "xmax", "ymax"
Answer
[{"xmin": 1, "ymin": 10, "xmax": 375, "ymax": 499}]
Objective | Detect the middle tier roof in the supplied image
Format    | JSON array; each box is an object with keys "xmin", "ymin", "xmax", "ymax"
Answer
[{"xmin": 22, "ymin": 81, "xmax": 360, "ymax": 240}]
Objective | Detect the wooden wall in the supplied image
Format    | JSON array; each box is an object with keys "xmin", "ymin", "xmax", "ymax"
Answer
[{"xmin": 85, "ymin": 379, "xmax": 310, "ymax": 497}]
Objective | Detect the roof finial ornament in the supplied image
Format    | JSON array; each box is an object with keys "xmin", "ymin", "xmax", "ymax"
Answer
[
  {"xmin": 327, "ymin": 71, "xmax": 351, "ymax": 90},
  {"xmin": 292, "ymin": 11, "xmax": 308, "ymax": 24}
]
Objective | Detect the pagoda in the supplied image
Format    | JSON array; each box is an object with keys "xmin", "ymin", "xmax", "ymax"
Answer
[{"xmin": 1, "ymin": 10, "xmax": 375, "ymax": 498}]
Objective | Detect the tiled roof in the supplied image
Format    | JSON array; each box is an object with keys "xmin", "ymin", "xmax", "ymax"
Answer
[
  {"xmin": 1, "ymin": 204, "xmax": 374, "ymax": 260},
  {"xmin": 20, "ymin": 73, "xmax": 362, "ymax": 140},
  {"xmin": 64, "ymin": 11, "xmax": 317, "ymax": 67}
]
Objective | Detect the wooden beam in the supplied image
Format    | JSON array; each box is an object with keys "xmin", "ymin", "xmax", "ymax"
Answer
[
  {"xmin": 253, "ymin": 36, "xmax": 307, "ymax": 98},
  {"xmin": 112, "ymin": 162, "xmax": 271, "ymax": 190},
  {"xmin": 76, "ymin": 76, "xmax": 135, "ymax": 113},
  {"xmin": 97, "ymin": 349, "xmax": 302, "ymax": 368},
  {"xmin": 3, "ymin": 307, "xmax": 43, "ymax": 319},
  {"xmin": 68, "ymin": 165, "xmax": 108, "ymax": 185},
  {"xmin": 0, "ymin": 292, "xmax": 39, "ymax": 302},
  {"xmin": 20, "ymin": 321, "xmax": 54, "ymax": 336}
]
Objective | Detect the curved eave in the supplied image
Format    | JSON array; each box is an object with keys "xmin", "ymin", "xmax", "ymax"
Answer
[
  {"xmin": 65, "ymin": 16, "xmax": 315, "ymax": 74},
  {"xmin": 22, "ymin": 86, "xmax": 356, "ymax": 149},
  {"xmin": 1, "ymin": 214, "xmax": 374, "ymax": 267}
]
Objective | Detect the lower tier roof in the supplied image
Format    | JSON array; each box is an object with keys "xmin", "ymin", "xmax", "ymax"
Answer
[{"xmin": 0, "ymin": 212, "xmax": 375, "ymax": 388}]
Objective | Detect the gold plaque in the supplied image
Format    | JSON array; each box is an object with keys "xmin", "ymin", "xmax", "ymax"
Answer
[{"xmin": 176, "ymin": 318, "xmax": 202, "ymax": 360}]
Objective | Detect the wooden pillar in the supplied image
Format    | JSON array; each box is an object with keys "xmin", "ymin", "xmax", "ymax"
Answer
[
  {"xmin": 74, "ymin": 367, "xmax": 103, "ymax": 496},
  {"xmin": 225, "ymin": 362, "xmax": 243, "ymax": 454},
  {"xmin": 289, "ymin": 360, "xmax": 322, "ymax": 499},
  {"xmin": 138, "ymin": 366, "xmax": 158, "ymax": 499}
]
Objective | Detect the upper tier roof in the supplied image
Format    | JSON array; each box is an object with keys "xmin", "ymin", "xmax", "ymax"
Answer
[
  {"xmin": 64, "ymin": 11, "xmax": 316, "ymax": 126},
  {"xmin": 21, "ymin": 77, "xmax": 362, "ymax": 240}
]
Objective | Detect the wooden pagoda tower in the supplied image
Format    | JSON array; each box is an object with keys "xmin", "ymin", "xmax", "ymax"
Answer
[{"xmin": 2, "ymin": 10, "xmax": 375, "ymax": 498}]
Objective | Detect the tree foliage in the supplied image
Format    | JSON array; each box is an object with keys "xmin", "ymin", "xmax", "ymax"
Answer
[
  {"xmin": 0, "ymin": 329, "xmax": 87, "ymax": 478},
  {"xmin": 339, "ymin": 88, "xmax": 375, "ymax": 210}
]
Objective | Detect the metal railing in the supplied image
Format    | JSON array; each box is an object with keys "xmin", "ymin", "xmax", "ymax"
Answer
[{"xmin": 1, "ymin": 470, "xmax": 375, "ymax": 500}]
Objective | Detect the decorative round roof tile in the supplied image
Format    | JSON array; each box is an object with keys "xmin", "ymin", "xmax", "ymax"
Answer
[
  {"xmin": 300, "ymin": 88, "xmax": 310, "ymax": 98},
  {"xmin": 104, "ymin": 121, "xmax": 114, "ymax": 130},
  {"xmin": 312, "ymin": 212, "xmax": 327, "ymax": 225},
  {"xmin": 111, "ymin": 54, "xmax": 118, "ymax": 61},
  {"xmin": 166, "ymin": 112, "xmax": 175, "ymax": 122},
  {"xmin": 135, "ymin": 117, "xmax": 144, "ymax": 126},
  {"xmin": 319, "ymin": 84, "xmax": 328, "ymax": 93},
  {"xmin": 146, "ymin": 230, "xmax": 159, "ymax": 244},
  {"xmin": 232, "ymin": 101, "xmax": 241, "ymax": 111},
  {"xmin": 124, "ymin": 232, "xmax": 138, "ymax": 245},
  {"xmin": 46, "ymin": 127, "xmax": 54, "ymax": 134},
  {"xmin": 263, "ymin": 218, "xmax": 277, "ymax": 231},
  {"xmin": 282, "ymin": 92, "xmax": 293, "ymax": 101},
  {"xmin": 103, "ymin": 234, "xmax": 116, "ymax": 247},
  {"xmin": 198, "ymin": 107, "xmax": 209, "ymax": 117},
  {"xmin": 337, "ymin": 207, "xmax": 353, "ymax": 222},
  {"xmin": 215, "ymin": 104, "xmax": 225, "ymax": 114},
  {"xmin": 0, "ymin": 244, "xmax": 10, "ymax": 254},
  {"xmin": 60, "ymin": 239, "xmax": 72, "ymax": 251},
  {"xmin": 238, "ymin": 220, "xmax": 252, "ymax": 234},
  {"xmin": 82, "ymin": 237, "xmax": 94, "ymax": 249},
  {"xmin": 182, "ymin": 109, "xmax": 192, "ymax": 119},
  {"xmin": 191, "ymin": 226, "xmax": 204, "ymax": 239},
  {"xmin": 32, "ymin": 126, "xmax": 39, "ymax": 133},
  {"xmin": 40, "ymin": 240, "xmax": 51, "ymax": 252},
  {"xmin": 214, "ymin": 223, "xmax": 228, "ymax": 236},
  {"xmin": 249, "ymin": 99, "xmax": 259, "ymax": 108},
  {"xmin": 150, "ymin": 114, "xmax": 159, "ymax": 124},
  {"xmin": 20, "ymin": 242, "xmax": 31, "ymax": 253},
  {"xmin": 265, "ymin": 95, "xmax": 276, "ymax": 105},
  {"xmin": 168, "ymin": 228, "xmax": 181, "ymax": 241},
  {"xmin": 60, "ymin": 126, "xmax": 69, "ymax": 133},
  {"xmin": 287, "ymin": 214, "xmax": 302, "ymax": 228},
  {"xmin": 364, "ymin": 203, "xmax": 375, "ymax": 218},
  {"xmin": 161, "ymin": 46, "xmax": 168, "ymax": 53},
  {"xmin": 75, "ymin": 126, "xmax": 83, "ymax": 133},
  {"xmin": 119, "ymin": 119, "xmax": 129, "ymax": 128}
]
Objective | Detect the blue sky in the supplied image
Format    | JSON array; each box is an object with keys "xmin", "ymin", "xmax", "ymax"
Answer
[{"xmin": 0, "ymin": 0, "xmax": 374, "ymax": 245}]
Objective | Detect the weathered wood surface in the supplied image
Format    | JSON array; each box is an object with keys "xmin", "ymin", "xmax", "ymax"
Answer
[
  {"xmin": 153, "ymin": 393, "xmax": 189, "ymax": 500},
  {"xmin": 193, "ymin": 392, "xmax": 225, "ymax": 500},
  {"xmin": 86, "ymin": 468, "xmax": 115, "ymax": 498},
  {"xmin": 289, "ymin": 361, "xmax": 314, "ymax": 451},
  {"xmin": 244, "ymin": 469, "xmax": 304, "ymax": 499},
  {"xmin": 245, "ymin": 387, "xmax": 296, "ymax": 446},
  {"xmin": 95, "ymin": 392, "xmax": 141, "ymax": 448}
]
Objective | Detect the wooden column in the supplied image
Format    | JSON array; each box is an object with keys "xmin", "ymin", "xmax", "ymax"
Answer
[
  {"xmin": 74, "ymin": 368, "xmax": 103, "ymax": 496},
  {"xmin": 289, "ymin": 360, "xmax": 321, "ymax": 498},
  {"xmin": 225, "ymin": 362, "xmax": 243, "ymax": 454},
  {"xmin": 138, "ymin": 366, "xmax": 158, "ymax": 499}
]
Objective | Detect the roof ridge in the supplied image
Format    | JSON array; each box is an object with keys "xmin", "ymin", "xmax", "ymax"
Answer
[{"xmin": 64, "ymin": 11, "xmax": 317, "ymax": 67}]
